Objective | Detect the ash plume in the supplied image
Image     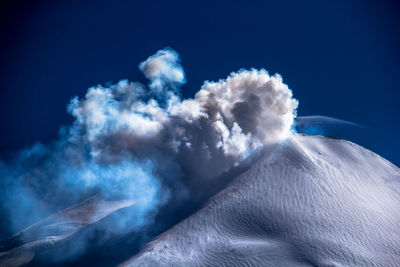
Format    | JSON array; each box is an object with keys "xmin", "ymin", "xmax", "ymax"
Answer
[{"xmin": 0, "ymin": 48, "xmax": 298, "ymax": 260}]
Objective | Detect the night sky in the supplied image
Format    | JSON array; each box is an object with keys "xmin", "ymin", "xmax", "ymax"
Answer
[{"xmin": 1, "ymin": 0, "xmax": 399, "ymax": 165}]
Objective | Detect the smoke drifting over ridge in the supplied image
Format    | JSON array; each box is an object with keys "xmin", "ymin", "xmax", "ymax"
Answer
[{"xmin": 0, "ymin": 48, "xmax": 298, "ymax": 252}]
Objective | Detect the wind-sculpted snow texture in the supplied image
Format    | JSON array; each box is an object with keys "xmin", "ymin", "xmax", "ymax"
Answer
[{"xmin": 123, "ymin": 134, "xmax": 400, "ymax": 267}]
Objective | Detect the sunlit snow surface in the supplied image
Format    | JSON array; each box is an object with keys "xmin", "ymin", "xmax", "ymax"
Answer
[
  {"xmin": 122, "ymin": 134, "xmax": 400, "ymax": 266},
  {"xmin": 1, "ymin": 134, "xmax": 400, "ymax": 266}
]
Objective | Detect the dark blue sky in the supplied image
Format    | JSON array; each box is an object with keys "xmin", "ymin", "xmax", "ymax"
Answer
[{"xmin": 1, "ymin": 0, "xmax": 399, "ymax": 164}]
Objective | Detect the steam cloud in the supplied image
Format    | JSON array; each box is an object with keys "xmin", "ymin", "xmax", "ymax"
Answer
[{"xmin": 0, "ymin": 48, "xmax": 298, "ymax": 259}]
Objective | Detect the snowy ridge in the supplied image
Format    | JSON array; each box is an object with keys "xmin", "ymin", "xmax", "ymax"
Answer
[
  {"xmin": 122, "ymin": 134, "xmax": 400, "ymax": 266},
  {"xmin": 0, "ymin": 194, "xmax": 136, "ymax": 267}
]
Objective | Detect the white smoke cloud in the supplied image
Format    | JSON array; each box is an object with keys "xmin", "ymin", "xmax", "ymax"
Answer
[
  {"xmin": 192, "ymin": 69, "xmax": 298, "ymax": 158},
  {"xmin": 68, "ymin": 81, "xmax": 167, "ymax": 144},
  {"xmin": 69, "ymin": 56, "xmax": 298, "ymax": 166},
  {"xmin": 139, "ymin": 48, "xmax": 186, "ymax": 94},
  {"xmin": 0, "ymin": 48, "xmax": 298, "ymax": 261}
]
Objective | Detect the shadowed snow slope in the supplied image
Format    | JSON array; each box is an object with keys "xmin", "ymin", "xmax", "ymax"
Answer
[
  {"xmin": 0, "ymin": 193, "xmax": 136, "ymax": 267},
  {"xmin": 122, "ymin": 134, "xmax": 400, "ymax": 267}
]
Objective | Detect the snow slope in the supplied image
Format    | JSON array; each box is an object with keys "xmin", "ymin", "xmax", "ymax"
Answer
[
  {"xmin": 122, "ymin": 134, "xmax": 400, "ymax": 266},
  {"xmin": 1, "ymin": 134, "xmax": 399, "ymax": 266},
  {"xmin": 0, "ymin": 193, "xmax": 136, "ymax": 267}
]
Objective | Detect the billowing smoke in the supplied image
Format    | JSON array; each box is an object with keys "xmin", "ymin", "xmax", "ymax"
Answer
[
  {"xmin": 0, "ymin": 48, "xmax": 298, "ymax": 261},
  {"xmin": 139, "ymin": 48, "xmax": 186, "ymax": 95}
]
